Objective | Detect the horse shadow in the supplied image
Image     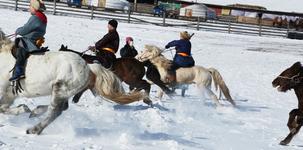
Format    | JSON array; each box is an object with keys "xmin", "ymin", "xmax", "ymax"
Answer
[
  {"xmin": 138, "ymin": 131, "xmax": 206, "ymax": 149},
  {"xmin": 113, "ymin": 103, "xmax": 170, "ymax": 112}
]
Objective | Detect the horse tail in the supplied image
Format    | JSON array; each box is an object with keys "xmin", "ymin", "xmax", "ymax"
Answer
[
  {"xmin": 89, "ymin": 64, "xmax": 146, "ymax": 104},
  {"xmin": 208, "ymin": 68, "xmax": 236, "ymax": 106}
]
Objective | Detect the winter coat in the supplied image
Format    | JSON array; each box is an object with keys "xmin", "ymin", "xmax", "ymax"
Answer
[
  {"xmin": 165, "ymin": 39, "xmax": 195, "ymax": 68},
  {"xmin": 120, "ymin": 44, "xmax": 138, "ymax": 58},
  {"xmin": 15, "ymin": 11, "xmax": 47, "ymax": 52},
  {"xmin": 95, "ymin": 30, "xmax": 119, "ymax": 54}
]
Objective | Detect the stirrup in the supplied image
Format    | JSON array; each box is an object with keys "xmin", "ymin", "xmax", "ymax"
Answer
[{"xmin": 9, "ymin": 75, "xmax": 25, "ymax": 82}]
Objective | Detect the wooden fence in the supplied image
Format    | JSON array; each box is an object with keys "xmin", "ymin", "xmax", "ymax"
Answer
[{"xmin": 0, "ymin": 0, "xmax": 289, "ymax": 38}]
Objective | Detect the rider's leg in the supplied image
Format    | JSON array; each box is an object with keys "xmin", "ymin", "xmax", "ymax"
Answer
[{"xmin": 9, "ymin": 47, "xmax": 28, "ymax": 81}]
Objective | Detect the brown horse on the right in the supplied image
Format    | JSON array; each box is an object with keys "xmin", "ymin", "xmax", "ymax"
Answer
[{"xmin": 272, "ymin": 62, "xmax": 303, "ymax": 145}]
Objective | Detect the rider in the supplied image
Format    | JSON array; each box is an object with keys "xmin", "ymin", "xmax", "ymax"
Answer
[
  {"xmin": 164, "ymin": 31, "xmax": 195, "ymax": 83},
  {"xmin": 120, "ymin": 36, "xmax": 138, "ymax": 58},
  {"xmin": 88, "ymin": 19, "xmax": 119, "ymax": 68},
  {"xmin": 9, "ymin": 0, "xmax": 47, "ymax": 81}
]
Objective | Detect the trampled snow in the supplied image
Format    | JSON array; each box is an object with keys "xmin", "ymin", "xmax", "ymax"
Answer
[{"xmin": 1, "ymin": 8, "xmax": 303, "ymax": 150}]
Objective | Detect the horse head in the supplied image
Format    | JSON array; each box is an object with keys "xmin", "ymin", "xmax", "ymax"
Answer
[
  {"xmin": 136, "ymin": 44, "xmax": 163, "ymax": 62},
  {"xmin": 272, "ymin": 62, "xmax": 303, "ymax": 92}
]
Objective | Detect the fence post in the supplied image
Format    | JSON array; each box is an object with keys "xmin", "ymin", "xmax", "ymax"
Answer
[
  {"xmin": 91, "ymin": 6, "xmax": 94, "ymax": 19},
  {"xmin": 196, "ymin": 17, "xmax": 200, "ymax": 31},
  {"xmin": 258, "ymin": 19, "xmax": 262, "ymax": 36},
  {"xmin": 162, "ymin": 11, "xmax": 166, "ymax": 26},
  {"xmin": 53, "ymin": 0, "xmax": 57, "ymax": 15},
  {"xmin": 15, "ymin": 0, "xmax": 18, "ymax": 11},
  {"xmin": 128, "ymin": 7, "xmax": 131, "ymax": 23},
  {"xmin": 228, "ymin": 21, "xmax": 231, "ymax": 34}
]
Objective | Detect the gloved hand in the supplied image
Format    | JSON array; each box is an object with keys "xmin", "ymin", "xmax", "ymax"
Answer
[
  {"xmin": 88, "ymin": 46, "xmax": 96, "ymax": 52},
  {"xmin": 165, "ymin": 45, "xmax": 170, "ymax": 49}
]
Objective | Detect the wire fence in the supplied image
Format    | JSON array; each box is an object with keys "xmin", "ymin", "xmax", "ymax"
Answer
[{"xmin": 0, "ymin": 0, "xmax": 289, "ymax": 38}]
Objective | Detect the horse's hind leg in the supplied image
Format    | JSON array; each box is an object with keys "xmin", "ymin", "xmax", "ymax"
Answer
[
  {"xmin": 26, "ymin": 82, "xmax": 68, "ymax": 135},
  {"xmin": 203, "ymin": 86, "xmax": 222, "ymax": 107},
  {"xmin": 0, "ymin": 94, "xmax": 30, "ymax": 115}
]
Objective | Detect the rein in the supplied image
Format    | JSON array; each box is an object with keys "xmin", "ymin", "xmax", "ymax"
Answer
[{"xmin": 278, "ymin": 72, "xmax": 303, "ymax": 84}]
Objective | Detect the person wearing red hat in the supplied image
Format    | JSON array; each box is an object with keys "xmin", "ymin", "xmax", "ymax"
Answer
[
  {"xmin": 88, "ymin": 19, "xmax": 120, "ymax": 68},
  {"xmin": 120, "ymin": 36, "xmax": 138, "ymax": 58},
  {"xmin": 9, "ymin": 0, "xmax": 47, "ymax": 81}
]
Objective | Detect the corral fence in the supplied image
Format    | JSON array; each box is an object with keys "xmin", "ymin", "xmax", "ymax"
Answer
[{"xmin": 0, "ymin": 0, "xmax": 290, "ymax": 38}]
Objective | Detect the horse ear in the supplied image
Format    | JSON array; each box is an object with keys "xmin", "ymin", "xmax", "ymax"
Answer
[
  {"xmin": 60, "ymin": 44, "xmax": 64, "ymax": 49},
  {"xmin": 293, "ymin": 61, "xmax": 302, "ymax": 67}
]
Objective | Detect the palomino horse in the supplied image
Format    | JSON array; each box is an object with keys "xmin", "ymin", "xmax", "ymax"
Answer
[
  {"xmin": 59, "ymin": 45, "xmax": 174, "ymax": 105},
  {"xmin": 272, "ymin": 62, "xmax": 303, "ymax": 145},
  {"xmin": 0, "ymin": 29, "xmax": 145, "ymax": 134},
  {"xmin": 136, "ymin": 45, "xmax": 235, "ymax": 106}
]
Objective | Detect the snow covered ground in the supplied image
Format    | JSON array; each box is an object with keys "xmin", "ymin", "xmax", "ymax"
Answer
[{"xmin": 1, "ymin": 8, "xmax": 303, "ymax": 150}]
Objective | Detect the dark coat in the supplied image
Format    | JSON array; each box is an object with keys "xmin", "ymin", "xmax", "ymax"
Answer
[
  {"xmin": 165, "ymin": 39, "xmax": 195, "ymax": 68},
  {"xmin": 15, "ymin": 11, "xmax": 47, "ymax": 52},
  {"xmin": 95, "ymin": 30, "xmax": 119, "ymax": 53},
  {"xmin": 120, "ymin": 44, "xmax": 138, "ymax": 58}
]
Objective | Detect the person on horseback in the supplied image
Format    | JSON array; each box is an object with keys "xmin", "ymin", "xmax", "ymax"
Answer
[
  {"xmin": 120, "ymin": 36, "xmax": 138, "ymax": 58},
  {"xmin": 88, "ymin": 19, "xmax": 119, "ymax": 68},
  {"xmin": 9, "ymin": 0, "xmax": 47, "ymax": 81},
  {"xmin": 165, "ymin": 31, "xmax": 195, "ymax": 83}
]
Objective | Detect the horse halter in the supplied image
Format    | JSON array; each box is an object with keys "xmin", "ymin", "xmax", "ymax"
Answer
[{"xmin": 278, "ymin": 72, "xmax": 303, "ymax": 85}]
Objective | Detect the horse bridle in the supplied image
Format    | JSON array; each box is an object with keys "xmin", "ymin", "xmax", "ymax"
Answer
[{"xmin": 278, "ymin": 72, "xmax": 303, "ymax": 85}]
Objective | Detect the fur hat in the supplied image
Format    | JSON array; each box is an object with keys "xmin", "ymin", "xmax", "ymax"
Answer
[
  {"xmin": 108, "ymin": 19, "xmax": 118, "ymax": 28},
  {"xmin": 180, "ymin": 31, "xmax": 191, "ymax": 40},
  {"xmin": 126, "ymin": 37, "xmax": 133, "ymax": 44},
  {"xmin": 30, "ymin": 0, "xmax": 46, "ymax": 12}
]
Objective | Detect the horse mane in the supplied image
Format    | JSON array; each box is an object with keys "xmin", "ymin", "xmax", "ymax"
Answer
[
  {"xmin": 144, "ymin": 44, "xmax": 173, "ymax": 71},
  {"xmin": 0, "ymin": 29, "xmax": 13, "ymax": 53}
]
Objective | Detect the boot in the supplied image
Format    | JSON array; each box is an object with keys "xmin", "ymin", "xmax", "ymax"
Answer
[
  {"xmin": 9, "ymin": 47, "xmax": 27, "ymax": 81},
  {"xmin": 9, "ymin": 65, "xmax": 25, "ymax": 81}
]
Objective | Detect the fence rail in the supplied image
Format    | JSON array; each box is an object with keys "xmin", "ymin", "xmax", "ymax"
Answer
[{"xmin": 0, "ymin": 0, "xmax": 290, "ymax": 38}]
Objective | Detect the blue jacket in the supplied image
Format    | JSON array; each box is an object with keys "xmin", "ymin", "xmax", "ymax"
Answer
[
  {"xmin": 165, "ymin": 39, "xmax": 195, "ymax": 68},
  {"xmin": 16, "ymin": 11, "xmax": 47, "ymax": 52}
]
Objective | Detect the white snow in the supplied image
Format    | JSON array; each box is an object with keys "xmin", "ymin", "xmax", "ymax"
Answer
[{"xmin": 1, "ymin": 8, "xmax": 303, "ymax": 150}]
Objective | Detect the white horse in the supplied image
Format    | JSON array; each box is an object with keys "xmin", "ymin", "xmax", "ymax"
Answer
[
  {"xmin": 136, "ymin": 45, "xmax": 235, "ymax": 106},
  {"xmin": 0, "ymin": 29, "xmax": 145, "ymax": 134}
]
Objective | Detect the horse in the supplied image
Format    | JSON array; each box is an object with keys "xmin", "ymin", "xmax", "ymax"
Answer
[
  {"xmin": 136, "ymin": 45, "xmax": 235, "ymax": 106},
  {"xmin": 0, "ymin": 29, "xmax": 145, "ymax": 134},
  {"xmin": 59, "ymin": 45, "xmax": 174, "ymax": 105},
  {"xmin": 272, "ymin": 62, "xmax": 303, "ymax": 145}
]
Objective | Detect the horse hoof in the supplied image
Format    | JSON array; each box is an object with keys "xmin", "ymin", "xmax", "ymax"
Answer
[
  {"xmin": 17, "ymin": 104, "xmax": 31, "ymax": 113},
  {"xmin": 279, "ymin": 140, "xmax": 289, "ymax": 146},
  {"xmin": 26, "ymin": 126, "xmax": 42, "ymax": 135}
]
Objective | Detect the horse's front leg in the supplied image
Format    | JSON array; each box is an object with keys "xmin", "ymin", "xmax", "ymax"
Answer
[
  {"xmin": 0, "ymin": 94, "xmax": 30, "ymax": 115},
  {"xmin": 287, "ymin": 109, "xmax": 299, "ymax": 130},
  {"xmin": 280, "ymin": 110, "xmax": 303, "ymax": 145}
]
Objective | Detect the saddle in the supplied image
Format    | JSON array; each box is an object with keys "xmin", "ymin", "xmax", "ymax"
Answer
[{"xmin": 11, "ymin": 38, "xmax": 49, "ymax": 59}]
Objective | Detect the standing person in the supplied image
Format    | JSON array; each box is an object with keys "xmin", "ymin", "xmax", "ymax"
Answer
[
  {"xmin": 120, "ymin": 36, "xmax": 138, "ymax": 58},
  {"xmin": 164, "ymin": 31, "xmax": 195, "ymax": 83},
  {"xmin": 10, "ymin": 0, "xmax": 47, "ymax": 81},
  {"xmin": 88, "ymin": 19, "xmax": 119, "ymax": 68}
]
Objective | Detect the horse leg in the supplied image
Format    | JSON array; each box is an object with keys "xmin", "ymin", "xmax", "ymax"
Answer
[
  {"xmin": 203, "ymin": 86, "xmax": 222, "ymax": 107},
  {"xmin": 0, "ymin": 94, "xmax": 30, "ymax": 115},
  {"xmin": 29, "ymin": 101, "xmax": 69, "ymax": 118},
  {"xmin": 26, "ymin": 82, "xmax": 69, "ymax": 135},
  {"xmin": 146, "ymin": 67, "xmax": 173, "ymax": 95},
  {"xmin": 72, "ymin": 89, "xmax": 86, "ymax": 103},
  {"xmin": 129, "ymin": 80, "xmax": 152, "ymax": 106},
  {"xmin": 287, "ymin": 109, "xmax": 299, "ymax": 130},
  {"xmin": 280, "ymin": 110, "xmax": 303, "ymax": 145}
]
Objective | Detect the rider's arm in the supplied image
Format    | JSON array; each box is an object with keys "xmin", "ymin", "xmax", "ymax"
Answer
[
  {"xmin": 165, "ymin": 40, "xmax": 179, "ymax": 49},
  {"xmin": 15, "ymin": 15, "xmax": 39, "ymax": 36}
]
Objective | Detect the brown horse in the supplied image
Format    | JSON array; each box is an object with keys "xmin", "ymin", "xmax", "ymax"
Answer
[
  {"xmin": 272, "ymin": 62, "xmax": 303, "ymax": 145},
  {"xmin": 59, "ymin": 45, "xmax": 173, "ymax": 105}
]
